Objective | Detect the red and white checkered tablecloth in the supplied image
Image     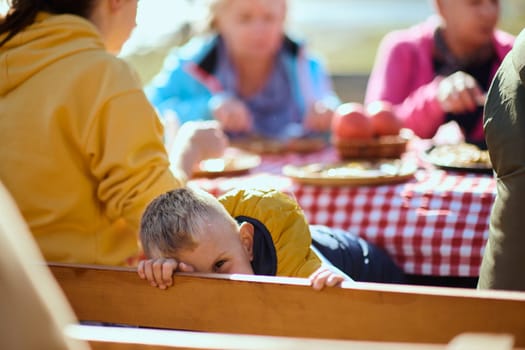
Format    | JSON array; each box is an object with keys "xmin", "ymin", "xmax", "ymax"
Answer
[{"xmin": 190, "ymin": 147, "xmax": 496, "ymax": 277}]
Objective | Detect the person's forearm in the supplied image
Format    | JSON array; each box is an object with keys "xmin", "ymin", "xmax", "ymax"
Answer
[{"xmin": 168, "ymin": 143, "xmax": 197, "ymax": 185}]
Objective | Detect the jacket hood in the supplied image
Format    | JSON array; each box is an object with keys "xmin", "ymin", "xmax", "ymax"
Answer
[{"xmin": 0, "ymin": 12, "xmax": 105, "ymax": 95}]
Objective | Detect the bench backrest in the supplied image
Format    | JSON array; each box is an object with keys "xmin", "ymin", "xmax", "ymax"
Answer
[
  {"xmin": 50, "ymin": 263, "xmax": 525, "ymax": 347},
  {"xmin": 67, "ymin": 325, "xmax": 517, "ymax": 350}
]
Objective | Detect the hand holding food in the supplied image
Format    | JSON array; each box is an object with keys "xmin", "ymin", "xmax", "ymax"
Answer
[
  {"xmin": 437, "ymin": 71, "xmax": 486, "ymax": 114},
  {"xmin": 211, "ymin": 96, "xmax": 253, "ymax": 133}
]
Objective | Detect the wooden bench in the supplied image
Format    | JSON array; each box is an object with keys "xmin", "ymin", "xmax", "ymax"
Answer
[
  {"xmin": 50, "ymin": 263, "xmax": 525, "ymax": 348},
  {"xmin": 66, "ymin": 324, "xmax": 516, "ymax": 350}
]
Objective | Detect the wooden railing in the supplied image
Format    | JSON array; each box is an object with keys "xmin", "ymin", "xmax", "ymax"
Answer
[{"xmin": 50, "ymin": 263, "xmax": 525, "ymax": 348}]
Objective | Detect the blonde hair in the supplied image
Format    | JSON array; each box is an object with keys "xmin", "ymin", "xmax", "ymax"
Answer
[
  {"xmin": 140, "ymin": 187, "xmax": 236, "ymax": 258},
  {"xmin": 205, "ymin": 0, "xmax": 287, "ymax": 32},
  {"xmin": 207, "ymin": 0, "xmax": 228, "ymax": 32}
]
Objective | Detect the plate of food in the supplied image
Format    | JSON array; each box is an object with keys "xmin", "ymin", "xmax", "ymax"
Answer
[
  {"xmin": 192, "ymin": 148, "xmax": 261, "ymax": 178},
  {"xmin": 282, "ymin": 159, "xmax": 417, "ymax": 186},
  {"xmin": 230, "ymin": 135, "xmax": 327, "ymax": 154},
  {"xmin": 425, "ymin": 143, "xmax": 492, "ymax": 174}
]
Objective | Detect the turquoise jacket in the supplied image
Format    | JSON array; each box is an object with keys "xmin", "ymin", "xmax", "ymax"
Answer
[{"xmin": 145, "ymin": 35, "xmax": 339, "ymax": 133}]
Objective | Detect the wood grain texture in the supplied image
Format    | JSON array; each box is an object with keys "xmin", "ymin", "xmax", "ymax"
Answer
[
  {"xmin": 50, "ymin": 263, "xmax": 525, "ymax": 346},
  {"xmin": 67, "ymin": 325, "xmax": 449, "ymax": 350}
]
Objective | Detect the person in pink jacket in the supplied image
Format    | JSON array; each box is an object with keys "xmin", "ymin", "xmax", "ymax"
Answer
[{"xmin": 365, "ymin": 0, "xmax": 514, "ymax": 149}]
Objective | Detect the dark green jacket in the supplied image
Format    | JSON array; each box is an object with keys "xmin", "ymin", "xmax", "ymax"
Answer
[{"xmin": 479, "ymin": 28, "xmax": 525, "ymax": 291}]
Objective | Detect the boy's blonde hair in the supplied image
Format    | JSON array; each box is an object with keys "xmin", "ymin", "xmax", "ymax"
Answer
[{"xmin": 140, "ymin": 187, "xmax": 235, "ymax": 258}]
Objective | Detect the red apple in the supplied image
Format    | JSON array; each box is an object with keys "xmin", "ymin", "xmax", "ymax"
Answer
[
  {"xmin": 366, "ymin": 100, "xmax": 402, "ymax": 136},
  {"xmin": 331, "ymin": 102, "xmax": 374, "ymax": 140}
]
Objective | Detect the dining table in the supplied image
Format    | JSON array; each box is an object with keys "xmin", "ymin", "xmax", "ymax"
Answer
[{"xmin": 189, "ymin": 139, "xmax": 496, "ymax": 287}]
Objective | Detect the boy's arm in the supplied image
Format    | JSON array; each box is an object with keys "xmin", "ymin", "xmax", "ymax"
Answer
[{"xmin": 310, "ymin": 245, "xmax": 353, "ymax": 281}]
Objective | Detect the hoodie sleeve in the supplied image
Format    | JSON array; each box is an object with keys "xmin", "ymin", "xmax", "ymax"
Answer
[
  {"xmin": 365, "ymin": 26, "xmax": 445, "ymax": 139},
  {"xmin": 219, "ymin": 188, "xmax": 321, "ymax": 278}
]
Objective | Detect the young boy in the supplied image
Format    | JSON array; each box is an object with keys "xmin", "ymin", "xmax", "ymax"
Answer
[{"xmin": 138, "ymin": 187, "xmax": 405, "ymax": 290}]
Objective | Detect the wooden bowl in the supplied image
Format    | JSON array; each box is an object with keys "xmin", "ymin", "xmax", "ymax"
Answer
[{"xmin": 332, "ymin": 133, "xmax": 409, "ymax": 159}]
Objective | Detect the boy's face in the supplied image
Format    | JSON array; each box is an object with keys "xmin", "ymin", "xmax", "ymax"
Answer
[{"xmin": 175, "ymin": 217, "xmax": 255, "ymax": 275}]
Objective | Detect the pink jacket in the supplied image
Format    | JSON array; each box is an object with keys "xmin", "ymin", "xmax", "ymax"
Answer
[{"xmin": 365, "ymin": 16, "xmax": 515, "ymax": 140}]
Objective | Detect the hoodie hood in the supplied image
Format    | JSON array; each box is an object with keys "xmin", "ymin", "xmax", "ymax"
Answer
[{"xmin": 0, "ymin": 12, "xmax": 105, "ymax": 95}]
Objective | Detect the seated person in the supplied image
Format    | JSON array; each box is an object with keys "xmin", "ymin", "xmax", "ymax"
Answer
[
  {"xmin": 478, "ymin": 28, "xmax": 525, "ymax": 292},
  {"xmin": 365, "ymin": 0, "xmax": 514, "ymax": 149},
  {"xmin": 145, "ymin": 0, "xmax": 339, "ymax": 140},
  {"xmin": 138, "ymin": 188, "xmax": 405, "ymax": 290},
  {"xmin": 0, "ymin": 0, "xmax": 227, "ymax": 266}
]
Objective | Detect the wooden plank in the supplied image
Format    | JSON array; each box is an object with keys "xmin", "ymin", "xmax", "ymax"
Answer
[
  {"xmin": 66, "ymin": 325, "xmax": 449, "ymax": 350},
  {"xmin": 50, "ymin": 263, "xmax": 525, "ymax": 347},
  {"xmin": 68, "ymin": 325, "xmax": 517, "ymax": 350}
]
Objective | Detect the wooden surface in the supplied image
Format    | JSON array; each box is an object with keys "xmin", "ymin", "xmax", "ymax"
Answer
[
  {"xmin": 50, "ymin": 263, "xmax": 525, "ymax": 347},
  {"xmin": 66, "ymin": 325, "xmax": 517, "ymax": 350},
  {"xmin": 67, "ymin": 325, "xmax": 444, "ymax": 350}
]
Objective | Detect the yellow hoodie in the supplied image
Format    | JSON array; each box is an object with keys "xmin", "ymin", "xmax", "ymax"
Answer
[
  {"xmin": 0, "ymin": 13, "xmax": 181, "ymax": 265},
  {"xmin": 219, "ymin": 189, "xmax": 322, "ymax": 278}
]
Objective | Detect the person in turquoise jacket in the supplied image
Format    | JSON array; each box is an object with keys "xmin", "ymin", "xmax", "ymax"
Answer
[
  {"xmin": 146, "ymin": 0, "xmax": 339, "ymax": 140},
  {"xmin": 137, "ymin": 188, "xmax": 405, "ymax": 290}
]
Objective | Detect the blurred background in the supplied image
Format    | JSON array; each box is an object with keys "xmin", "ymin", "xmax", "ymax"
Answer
[
  {"xmin": 1, "ymin": 0, "xmax": 523, "ymax": 85},
  {"xmin": 118, "ymin": 0, "xmax": 524, "ymax": 86}
]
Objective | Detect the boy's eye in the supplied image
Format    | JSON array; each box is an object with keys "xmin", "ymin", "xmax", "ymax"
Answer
[{"xmin": 214, "ymin": 260, "xmax": 226, "ymax": 272}]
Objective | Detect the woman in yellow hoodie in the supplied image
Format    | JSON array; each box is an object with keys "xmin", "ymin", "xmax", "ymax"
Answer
[{"xmin": 0, "ymin": 1, "xmax": 227, "ymax": 266}]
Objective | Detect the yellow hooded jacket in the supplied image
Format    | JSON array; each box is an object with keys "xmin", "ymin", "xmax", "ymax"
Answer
[
  {"xmin": 219, "ymin": 189, "xmax": 322, "ymax": 278},
  {"xmin": 0, "ymin": 13, "xmax": 181, "ymax": 265}
]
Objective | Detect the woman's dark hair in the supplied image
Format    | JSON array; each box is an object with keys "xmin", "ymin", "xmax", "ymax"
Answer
[{"xmin": 0, "ymin": 0, "xmax": 96, "ymax": 47}]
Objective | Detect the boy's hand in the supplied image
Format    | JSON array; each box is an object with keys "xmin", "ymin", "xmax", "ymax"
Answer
[
  {"xmin": 308, "ymin": 265, "xmax": 346, "ymax": 291},
  {"xmin": 137, "ymin": 258, "xmax": 195, "ymax": 290}
]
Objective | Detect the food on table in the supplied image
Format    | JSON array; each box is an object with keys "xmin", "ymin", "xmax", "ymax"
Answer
[
  {"xmin": 366, "ymin": 100, "xmax": 402, "ymax": 136},
  {"xmin": 192, "ymin": 148, "xmax": 261, "ymax": 177},
  {"xmin": 331, "ymin": 102, "xmax": 374, "ymax": 140},
  {"xmin": 230, "ymin": 135, "xmax": 326, "ymax": 154},
  {"xmin": 426, "ymin": 143, "xmax": 492, "ymax": 170},
  {"xmin": 330, "ymin": 101, "xmax": 409, "ymax": 159},
  {"xmin": 283, "ymin": 159, "xmax": 417, "ymax": 186}
]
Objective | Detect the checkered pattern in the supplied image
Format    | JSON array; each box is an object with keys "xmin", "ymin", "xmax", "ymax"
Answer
[{"xmin": 190, "ymin": 148, "xmax": 496, "ymax": 277}]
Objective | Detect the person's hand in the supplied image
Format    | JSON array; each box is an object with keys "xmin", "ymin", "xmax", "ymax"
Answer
[
  {"xmin": 304, "ymin": 101, "xmax": 335, "ymax": 132},
  {"xmin": 169, "ymin": 121, "xmax": 229, "ymax": 181},
  {"xmin": 211, "ymin": 97, "xmax": 253, "ymax": 133},
  {"xmin": 137, "ymin": 258, "xmax": 195, "ymax": 290},
  {"xmin": 308, "ymin": 265, "xmax": 346, "ymax": 291},
  {"xmin": 176, "ymin": 120, "xmax": 229, "ymax": 160},
  {"xmin": 437, "ymin": 71, "xmax": 486, "ymax": 114}
]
